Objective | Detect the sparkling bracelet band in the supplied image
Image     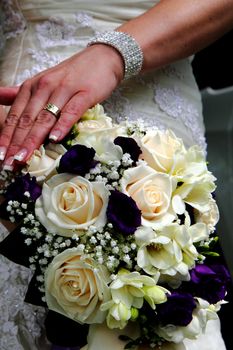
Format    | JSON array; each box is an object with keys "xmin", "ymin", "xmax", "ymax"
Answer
[{"xmin": 87, "ymin": 31, "xmax": 144, "ymax": 80}]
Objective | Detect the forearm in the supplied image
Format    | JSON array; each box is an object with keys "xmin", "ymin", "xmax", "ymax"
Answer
[{"xmin": 117, "ymin": 0, "xmax": 233, "ymax": 72}]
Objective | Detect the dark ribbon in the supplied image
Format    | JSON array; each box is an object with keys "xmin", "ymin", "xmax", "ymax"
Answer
[{"xmin": 51, "ymin": 346, "xmax": 81, "ymax": 350}]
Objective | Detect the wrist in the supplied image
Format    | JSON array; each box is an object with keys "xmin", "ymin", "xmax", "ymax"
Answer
[
  {"xmin": 86, "ymin": 43, "xmax": 125, "ymax": 83},
  {"xmin": 88, "ymin": 31, "xmax": 144, "ymax": 80}
]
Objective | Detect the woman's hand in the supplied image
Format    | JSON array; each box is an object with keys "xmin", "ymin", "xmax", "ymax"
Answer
[{"xmin": 0, "ymin": 44, "xmax": 124, "ymax": 170}]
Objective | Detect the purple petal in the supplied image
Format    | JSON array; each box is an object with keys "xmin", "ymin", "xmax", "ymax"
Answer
[
  {"xmin": 107, "ymin": 190, "xmax": 141, "ymax": 235},
  {"xmin": 58, "ymin": 144, "xmax": 96, "ymax": 176},
  {"xmin": 114, "ymin": 136, "xmax": 142, "ymax": 162}
]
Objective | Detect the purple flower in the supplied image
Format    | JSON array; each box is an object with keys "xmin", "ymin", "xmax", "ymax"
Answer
[
  {"xmin": 114, "ymin": 136, "xmax": 142, "ymax": 162},
  {"xmin": 188, "ymin": 263, "xmax": 231, "ymax": 304},
  {"xmin": 156, "ymin": 291, "xmax": 196, "ymax": 327},
  {"xmin": 106, "ymin": 190, "xmax": 141, "ymax": 235},
  {"xmin": 58, "ymin": 144, "xmax": 97, "ymax": 176},
  {"xmin": 5, "ymin": 173, "xmax": 42, "ymax": 202}
]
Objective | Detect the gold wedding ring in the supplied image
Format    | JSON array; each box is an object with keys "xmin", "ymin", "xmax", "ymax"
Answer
[{"xmin": 44, "ymin": 103, "xmax": 61, "ymax": 118}]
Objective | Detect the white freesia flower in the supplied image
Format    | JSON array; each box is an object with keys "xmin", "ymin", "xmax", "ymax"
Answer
[
  {"xmin": 195, "ymin": 198, "xmax": 219, "ymax": 233},
  {"xmin": 139, "ymin": 130, "xmax": 186, "ymax": 173},
  {"xmin": 156, "ymin": 298, "xmax": 218, "ymax": 343},
  {"xmin": 45, "ymin": 248, "xmax": 111, "ymax": 324},
  {"xmin": 77, "ymin": 117, "xmax": 113, "ymax": 133},
  {"xmin": 173, "ymin": 180, "xmax": 216, "ymax": 214},
  {"xmin": 77, "ymin": 104, "xmax": 113, "ymax": 135},
  {"xmin": 76, "ymin": 134, "xmax": 123, "ymax": 163},
  {"xmin": 121, "ymin": 164, "xmax": 175, "ymax": 229},
  {"xmin": 35, "ymin": 174, "xmax": 109, "ymax": 236},
  {"xmin": 173, "ymin": 146, "xmax": 215, "ymax": 199},
  {"xmin": 136, "ymin": 223, "xmax": 208, "ymax": 279},
  {"xmin": 101, "ymin": 269, "xmax": 167, "ymax": 329},
  {"xmin": 22, "ymin": 143, "xmax": 66, "ymax": 183},
  {"xmin": 80, "ymin": 104, "xmax": 109, "ymax": 121},
  {"xmin": 72, "ymin": 106, "xmax": 127, "ymax": 162},
  {"xmin": 174, "ymin": 146, "xmax": 214, "ymax": 184}
]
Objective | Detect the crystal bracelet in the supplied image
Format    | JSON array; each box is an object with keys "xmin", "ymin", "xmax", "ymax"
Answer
[{"xmin": 87, "ymin": 31, "xmax": 144, "ymax": 80}]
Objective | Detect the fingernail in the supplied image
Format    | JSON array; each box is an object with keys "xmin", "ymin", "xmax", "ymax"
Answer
[
  {"xmin": 49, "ymin": 130, "xmax": 62, "ymax": 142},
  {"xmin": 3, "ymin": 156, "xmax": 15, "ymax": 171},
  {"xmin": 14, "ymin": 148, "xmax": 28, "ymax": 162},
  {"xmin": 0, "ymin": 146, "xmax": 7, "ymax": 161}
]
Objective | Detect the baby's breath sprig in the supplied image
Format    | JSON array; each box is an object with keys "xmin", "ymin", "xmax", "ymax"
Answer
[
  {"xmin": 85, "ymin": 152, "xmax": 134, "ymax": 191},
  {"xmin": 125, "ymin": 119, "xmax": 147, "ymax": 137},
  {"xmin": 0, "ymin": 170, "xmax": 17, "ymax": 195},
  {"xmin": 83, "ymin": 223, "xmax": 138, "ymax": 273}
]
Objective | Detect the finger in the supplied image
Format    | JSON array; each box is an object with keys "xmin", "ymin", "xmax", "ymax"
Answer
[
  {"xmin": 49, "ymin": 91, "xmax": 92, "ymax": 142},
  {"xmin": 0, "ymin": 82, "xmax": 31, "ymax": 166},
  {"xmin": 0, "ymin": 106, "xmax": 7, "ymax": 160},
  {"xmin": 12, "ymin": 109, "xmax": 58, "ymax": 163},
  {"xmin": 11, "ymin": 84, "xmax": 77, "ymax": 163},
  {"xmin": 0, "ymin": 106, "xmax": 7, "ymax": 129},
  {"xmin": 0, "ymin": 86, "xmax": 20, "ymax": 105}
]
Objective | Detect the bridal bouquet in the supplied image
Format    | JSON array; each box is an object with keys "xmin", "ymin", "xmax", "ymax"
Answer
[{"xmin": 0, "ymin": 105, "xmax": 230, "ymax": 349}]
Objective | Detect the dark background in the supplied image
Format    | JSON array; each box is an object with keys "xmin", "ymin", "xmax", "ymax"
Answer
[
  {"xmin": 192, "ymin": 30, "xmax": 233, "ymax": 89},
  {"xmin": 192, "ymin": 29, "xmax": 233, "ymax": 350}
]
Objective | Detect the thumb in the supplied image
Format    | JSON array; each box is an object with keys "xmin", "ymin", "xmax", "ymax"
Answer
[{"xmin": 0, "ymin": 86, "xmax": 20, "ymax": 105}]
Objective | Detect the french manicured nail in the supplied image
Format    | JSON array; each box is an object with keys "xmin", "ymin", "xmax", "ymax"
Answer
[
  {"xmin": 14, "ymin": 148, "xmax": 28, "ymax": 162},
  {"xmin": 49, "ymin": 130, "xmax": 62, "ymax": 141},
  {"xmin": 3, "ymin": 156, "xmax": 15, "ymax": 171},
  {"xmin": 0, "ymin": 146, "xmax": 7, "ymax": 161}
]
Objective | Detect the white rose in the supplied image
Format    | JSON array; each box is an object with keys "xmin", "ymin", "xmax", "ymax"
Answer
[
  {"xmin": 22, "ymin": 143, "xmax": 66, "ymax": 183},
  {"xmin": 121, "ymin": 164, "xmax": 175, "ymax": 229},
  {"xmin": 139, "ymin": 130, "xmax": 186, "ymax": 173},
  {"xmin": 35, "ymin": 173, "xmax": 109, "ymax": 236},
  {"xmin": 45, "ymin": 248, "xmax": 111, "ymax": 324}
]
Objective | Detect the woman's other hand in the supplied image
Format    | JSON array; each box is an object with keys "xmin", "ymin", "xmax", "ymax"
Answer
[{"xmin": 0, "ymin": 44, "xmax": 124, "ymax": 170}]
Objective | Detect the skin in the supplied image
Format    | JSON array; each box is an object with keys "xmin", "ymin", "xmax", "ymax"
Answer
[{"xmin": 0, "ymin": 0, "xmax": 233, "ymax": 170}]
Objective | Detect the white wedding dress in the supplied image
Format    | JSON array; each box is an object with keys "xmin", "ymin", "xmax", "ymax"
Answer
[{"xmin": 0, "ymin": 1, "xmax": 227, "ymax": 349}]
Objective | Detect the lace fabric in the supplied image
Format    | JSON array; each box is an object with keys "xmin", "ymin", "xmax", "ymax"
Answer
[{"xmin": 0, "ymin": 0, "xmax": 26, "ymax": 51}]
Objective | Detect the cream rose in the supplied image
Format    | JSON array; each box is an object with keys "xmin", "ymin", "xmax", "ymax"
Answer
[
  {"xmin": 139, "ymin": 130, "xmax": 186, "ymax": 173},
  {"xmin": 22, "ymin": 143, "xmax": 66, "ymax": 183},
  {"xmin": 35, "ymin": 174, "xmax": 109, "ymax": 236},
  {"xmin": 121, "ymin": 164, "xmax": 175, "ymax": 229},
  {"xmin": 45, "ymin": 248, "xmax": 111, "ymax": 324}
]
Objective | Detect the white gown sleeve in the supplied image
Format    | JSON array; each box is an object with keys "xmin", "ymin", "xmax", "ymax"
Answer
[{"xmin": 80, "ymin": 318, "xmax": 226, "ymax": 350}]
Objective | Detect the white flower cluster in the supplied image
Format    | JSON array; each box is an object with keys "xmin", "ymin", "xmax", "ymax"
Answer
[{"xmin": 2, "ymin": 105, "xmax": 223, "ymax": 348}]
